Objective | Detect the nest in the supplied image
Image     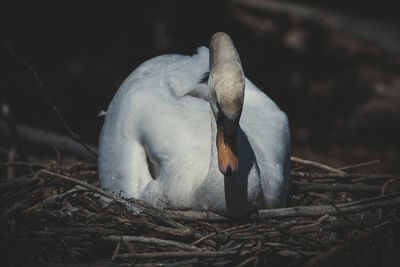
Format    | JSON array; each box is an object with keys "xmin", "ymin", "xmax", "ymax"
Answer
[{"xmin": 1, "ymin": 158, "xmax": 400, "ymax": 267}]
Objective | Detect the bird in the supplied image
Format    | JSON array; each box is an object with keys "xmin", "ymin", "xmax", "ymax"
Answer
[{"xmin": 98, "ymin": 32, "xmax": 290, "ymax": 217}]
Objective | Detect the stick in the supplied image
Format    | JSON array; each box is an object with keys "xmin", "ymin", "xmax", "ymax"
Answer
[
  {"xmin": 339, "ymin": 160, "xmax": 381, "ymax": 171},
  {"xmin": 103, "ymin": 235, "xmax": 201, "ymax": 251},
  {"xmin": 351, "ymin": 175, "xmax": 400, "ymax": 183},
  {"xmin": 162, "ymin": 209, "xmax": 227, "ymax": 222},
  {"xmin": 254, "ymin": 239, "xmax": 262, "ymax": 267},
  {"xmin": 111, "ymin": 241, "xmax": 121, "ymax": 261},
  {"xmin": 191, "ymin": 232, "xmax": 216, "ymax": 246},
  {"xmin": 292, "ymin": 172, "xmax": 398, "ymax": 180},
  {"xmin": 146, "ymin": 223, "xmax": 194, "ymax": 237},
  {"xmin": 330, "ymin": 202, "xmax": 363, "ymax": 232},
  {"xmin": 258, "ymin": 196, "xmax": 400, "ymax": 219},
  {"xmin": 41, "ymin": 169, "xmax": 130, "ymax": 207},
  {"xmin": 290, "ymin": 156, "xmax": 345, "ymax": 174},
  {"xmin": 164, "ymin": 258, "xmax": 199, "ymax": 267},
  {"xmin": 40, "ymin": 169, "xmax": 201, "ymax": 242},
  {"xmin": 294, "ymin": 182, "xmax": 382, "ymax": 193},
  {"xmin": 113, "ymin": 249, "xmax": 253, "ymax": 261},
  {"xmin": 191, "ymin": 224, "xmax": 249, "ymax": 246},
  {"xmin": 237, "ymin": 256, "xmax": 257, "ymax": 267}
]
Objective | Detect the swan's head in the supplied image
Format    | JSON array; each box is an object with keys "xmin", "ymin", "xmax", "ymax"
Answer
[{"xmin": 209, "ymin": 32, "xmax": 245, "ymax": 177}]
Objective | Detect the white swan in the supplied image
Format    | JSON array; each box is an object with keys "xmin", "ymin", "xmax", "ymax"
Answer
[{"xmin": 99, "ymin": 32, "xmax": 290, "ymax": 217}]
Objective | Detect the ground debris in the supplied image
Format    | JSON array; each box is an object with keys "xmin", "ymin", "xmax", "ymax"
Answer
[{"xmin": 1, "ymin": 159, "xmax": 399, "ymax": 266}]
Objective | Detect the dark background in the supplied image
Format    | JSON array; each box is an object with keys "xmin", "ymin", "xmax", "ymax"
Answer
[{"xmin": 1, "ymin": 0, "xmax": 399, "ymax": 171}]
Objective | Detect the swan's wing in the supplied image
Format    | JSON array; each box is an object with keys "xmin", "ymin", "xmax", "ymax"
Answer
[
  {"xmin": 241, "ymin": 79, "xmax": 291, "ymax": 208},
  {"xmin": 118, "ymin": 46, "xmax": 209, "ymax": 96},
  {"xmin": 99, "ymin": 47, "xmax": 212, "ymax": 206}
]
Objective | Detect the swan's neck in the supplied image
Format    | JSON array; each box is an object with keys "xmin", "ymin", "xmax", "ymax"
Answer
[{"xmin": 206, "ymin": 111, "xmax": 254, "ymax": 217}]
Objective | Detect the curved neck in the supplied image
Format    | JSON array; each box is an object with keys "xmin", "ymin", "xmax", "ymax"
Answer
[{"xmin": 207, "ymin": 110, "xmax": 254, "ymax": 217}]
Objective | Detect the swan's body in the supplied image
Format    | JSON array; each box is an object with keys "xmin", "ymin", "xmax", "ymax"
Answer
[{"xmin": 99, "ymin": 33, "xmax": 290, "ymax": 217}]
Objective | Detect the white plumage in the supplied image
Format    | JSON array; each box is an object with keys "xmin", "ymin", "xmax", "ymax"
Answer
[{"xmin": 99, "ymin": 33, "xmax": 290, "ymax": 217}]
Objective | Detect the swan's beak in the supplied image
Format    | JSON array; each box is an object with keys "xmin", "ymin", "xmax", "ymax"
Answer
[{"xmin": 217, "ymin": 126, "xmax": 238, "ymax": 176}]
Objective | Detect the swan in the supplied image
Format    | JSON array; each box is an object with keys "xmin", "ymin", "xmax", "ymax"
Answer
[{"xmin": 99, "ymin": 32, "xmax": 290, "ymax": 217}]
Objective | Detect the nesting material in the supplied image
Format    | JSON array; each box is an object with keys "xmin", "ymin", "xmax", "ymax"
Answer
[{"xmin": 1, "ymin": 159, "xmax": 399, "ymax": 266}]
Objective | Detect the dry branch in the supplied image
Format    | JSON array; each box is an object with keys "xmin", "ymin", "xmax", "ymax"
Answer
[
  {"xmin": 294, "ymin": 182, "xmax": 382, "ymax": 193},
  {"xmin": 1, "ymin": 140, "xmax": 399, "ymax": 266},
  {"xmin": 292, "ymin": 171, "xmax": 398, "ymax": 180},
  {"xmin": 113, "ymin": 249, "xmax": 255, "ymax": 261},
  {"xmin": 290, "ymin": 156, "xmax": 345, "ymax": 174},
  {"xmin": 339, "ymin": 160, "xmax": 381, "ymax": 171},
  {"xmin": 163, "ymin": 209, "xmax": 227, "ymax": 222},
  {"xmin": 258, "ymin": 195, "xmax": 400, "ymax": 219},
  {"xmin": 102, "ymin": 235, "xmax": 202, "ymax": 251},
  {"xmin": 164, "ymin": 258, "xmax": 199, "ymax": 267}
]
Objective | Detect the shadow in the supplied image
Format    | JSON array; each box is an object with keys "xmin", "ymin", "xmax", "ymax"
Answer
[{"xmin": 224, "ymin": 126, "xmax": 257, "ymax": 217}]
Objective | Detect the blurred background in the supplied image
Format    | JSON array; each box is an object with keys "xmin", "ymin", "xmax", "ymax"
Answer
[{"xmin": 1, "ymin": 0, "xmax": 399, "ymax": 172}]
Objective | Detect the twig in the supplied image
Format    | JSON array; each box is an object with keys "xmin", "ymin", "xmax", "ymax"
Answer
[
  {"xmin": 339, "ymin": 160, "xmax": 381, "ymax": 171},
  {"xmin": 0, "ymin": 38, "xmax": 97, "ymax": 158},
  {"xmin": 146, "ymin": 222, "xmax": 193, "ymax": 237},
  {"xmin": 122, "ymin": 240, "xmax": 136, "ymax": 253},
  {"xmin": 289, "ymin": 214, "xmax": 329, "ymax": 233},
  {"xmin": 351, "ymin": 175, "xmax": 400, "ymax": 183},
  {"xmin": 236, "ymin": 256, "xmax": 257, "ymax": 267},
  {"xmin": 191, "ymin": 224, "xmax": 249, "ymax": 246},
  {"xmin": 294, "ymin": 182, "xmax": 382, "ymax": 193},
  {"xmin": 254, "ymin": 239, "xmax": 262, "ymax": 267},
  {"xmin": 164, "ymin": 258, "xmax": 199, "ymax": 267},
  {"xmin": 191, "ymin": 232, "xmax": 216, "ymax": 246},
  {"xmin": 340, "ymin": 193, "xmax": 400, "ymax": 207},
  {"xmin": 289, "ymin": 218, "xmax": 385, "ymax": 234},
  {"xmin": 163, "ymin": 209, "xmax": 227, "ymax": 222},
  {"xmin": 258, "ymin": 195, "xmax": 400, "ymax": 219},
  {"xmin": 330, "ymin": 202, "xmax": 364, "ymax": 232},
  {"xmin": 103, "ymin": 235, "xmax": 202, "ymax": 251},
  {"xmin": 112, "ymin": 241, "xmax": 121, "ymax": 261},
  {"xmin": 290, "ymin": 156, "xmax": 346, "ymax": 174},
  {"xmin": 40, "ymin": 169, "xmax": 200, "ymax": 242},
  {"xmin": 379, "ymin": 178, "xmax": 400, "ymax": 219},
  {"xmin": 113, "ymin": 249, "xmax": 253, "ymax": 261},
  {"xmin": 292, "ymin": 172, "xmax": 398, "ymax": 180},
  {"xmin": 381, "ymin": 178, "xmax": 400, "ymax": 196},
  {"xmin": 41, "ymin": 169, "xmax": 130, "ymax": 207},
  {"xmin": 264, "ymin": 222, "xmax": 323, "ymax": 249}
]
